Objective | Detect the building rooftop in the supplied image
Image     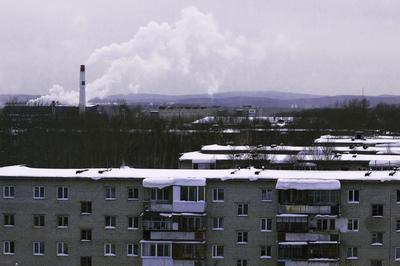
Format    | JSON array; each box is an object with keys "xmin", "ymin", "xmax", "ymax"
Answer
[{"xmin": 1, "ymin": 165, "xmax": 400, "ymax": 183}]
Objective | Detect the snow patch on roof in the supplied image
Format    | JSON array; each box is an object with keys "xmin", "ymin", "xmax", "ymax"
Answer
[{"xmin": 276, "ymin": 179, "xmax": 341, "ymax": 190}]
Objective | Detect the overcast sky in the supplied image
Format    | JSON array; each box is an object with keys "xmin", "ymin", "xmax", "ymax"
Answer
[{"xmin": 1, "ymin": 0, "xmax": 399, "ymax": 103}]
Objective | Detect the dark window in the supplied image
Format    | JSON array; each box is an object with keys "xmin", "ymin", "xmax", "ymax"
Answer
[
  {"xmin": 57, "ymin": 215, "xmax": 69, "ymax": 227},
  {"xmin": 237, "ymin": 203, "xmax": 248, "ymax": 216},
  {"xmin": 397, "ymin": 190, "xmax": 400, "ymax": 202},
  {"xmin": 81, "ymin": 256, "xmax": 92, "ymax": 266},
  {"xmin": 371, "ymin": 260, "xmax": 383, "ymax": 266},
  {"xmin": 128, "ymin": 216, "xmax": 139, "ymax": 229},
  {"xmin": 3, "ymin": 214, "xmax": 15, "ymax": 226},
  {"xmin": 372, "ymin": 204, "xmax": 383, "ymax": 217},
  {"xmin": 261, "ymin": 245, "xmax": 272, "ymax": 257},
  {"xmin": 213, "ymin": 188, "xmax": 224, "ymax": 201},
  {"xmin": 105, "ymin": 216, "xmax": 116, "ymax": 228},
  {"xmin": 348, "ymin": 189, "xmax": 359, "ymax": 202},
  {"xmin": 57, "ymin": 187, "xmax": 68, "ymax": 200},
  {"xmin": 128, "ymin": 187, "xmax": 139, "ymax": 200},
  {"xmin": 81, "ymin": 229, "xmax": 92, "ymax": 241},
  {"xmin": 33, "ymin": 215, "xmax": 45, "ymax": 227},
  {"xmin": 81, "ymin": 202, "xmax": 92, "ymax": 214},
  {"xmin": 371, "ymin": 232, "xmax": 383, "ymax": 244}
]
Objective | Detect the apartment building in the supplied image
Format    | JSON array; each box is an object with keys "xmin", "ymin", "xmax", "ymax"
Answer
[{"xmin": 1, "ymin": 165, "xmax": 400, "ymax": 265}]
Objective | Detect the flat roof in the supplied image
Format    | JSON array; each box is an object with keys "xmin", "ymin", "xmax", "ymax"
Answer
[{"xmin": 0, "ymin": 165, "xmax": 399, "ymax": 183}]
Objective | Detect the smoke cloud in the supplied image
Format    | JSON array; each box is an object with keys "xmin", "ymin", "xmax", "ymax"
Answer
[
  {"xmin": 34, "ymin": 6, "xmax": 269, "ymax": 105},
  {"xmin": 28, "ymin": 84, "xmax": 79, "ymax": 106}
]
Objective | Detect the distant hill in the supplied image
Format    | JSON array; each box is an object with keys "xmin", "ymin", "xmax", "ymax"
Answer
[
  {"xmin": 0, "ymin": 94, "xmax": 39, "ymax": 106},
  {"xmin": 90, "ymin": 91, "xmax": 400, "ymax": 108}
]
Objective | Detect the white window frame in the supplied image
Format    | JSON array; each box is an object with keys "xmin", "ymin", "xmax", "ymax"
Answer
[
  {"xmin": 3, "ymin": 213, "xmax": 15, "ymax": 227},
  {"xmin": 105, "ymin": 215, "xmax": 116, "ymax": 229},
  {"xmin": 212, "ymin": 217, "xmax": 224, "ymax": 230},
  {"xmin": 237, "ymin": 231, "xmax": 248, "ymax": 244},
  {"xmin": 33, "ymin": 241, "xmax": 44, "ymax": 256},
  {"xmin": 33, "ymin": 214, "xmax": 45, "ymax": 227},
  {"xmin": 128, "ymin": 216, "xmax": 139, "ymax": 230},
  {"xmin": 372, "ymin": 204, "xmax": 383, "ymax": 217},
  {"xmin": 80, "ymin": 229, "xmax": 92, "ymax": 241},
  {"xmin": 104, "ymin": 243, "xmax": 116, "ymax": 256},
  {"xmin": 141, "ymin": 242, "xmax": 171, "ymax": 257},
  {"xmin": 105, "ymin": 186, "xmax": 116, "ymax": 200},
  {"xmin": 127, "ymin": 187, "xmax": 139, "ymax": 200},
  {"xmin": 80, "ymin": 201, "xmax": 92, "ymax": 214},
  {"xmin": 261, "ymin": 188, "xmax": 272, "ymax": 202},
  {"xmin": 57, "ymin": 215, "xmax": 68, "ymax": 228},
  {"xmin": 347, "ymin": 219, "xmax": 359, "ymax": 231},
  {"xmin": 396, "ymin": 247, "xmax": 400, "ymax": 261},
  {"xmin": 3, "ymin": 241, "xmax": 15, "ymax": 255},
  {"xmin": 346, "ymin": 247, "xmax": 358, "ymax": 259},
  {"xmin": 348, "ymin": 189, "xmax": 359, "ymax": 203},
  {"xmin": 371, "ymin": 232, "xmax": 383, "ymax": 245},
  {"xmin": 3, "ymin": 186, "xmax": 15, "ymax": 199},
  {"xmin": 33, "ymin": 186, "xmax": 45, "ymax": 200},
  {"xmin": 56, "ymin": 242, "xmax": 69, "ymax": 256},
  {"xmin": 57, "ymin": 187, "xmax": 69, "ymax": 200},
  {"xmin": 127, "ymin": 243, "xmax": 138, "ymax": 257},
  {"xmin": 213, "ymin": 188, "xmax": 224, "ymax": 202},
  {"xmin": 211, "ymin": 244, "xmax": 224, "ymax": 258},
  {"xmin": 236, "ymin": 259, "xmax": 247, "ymax": 266},
  {"xmin": 260, "ymin": 218, "xmax": 272, "ymax": 232},
  {"xmin": 260, "ymin": 245, "xmax": 272, "ymax": 258},
  {"xmin": 180, "ymin": 186, "xmax": 205, "ymax": 202},
  {"xmin": 237, "ymin": 203, "xmax": 248, "ymax": 216}
]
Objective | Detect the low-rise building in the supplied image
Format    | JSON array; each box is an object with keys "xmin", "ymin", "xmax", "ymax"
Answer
[{"xmin": 2, "ymin": 165, "xmax": 400, "ymax": 265}]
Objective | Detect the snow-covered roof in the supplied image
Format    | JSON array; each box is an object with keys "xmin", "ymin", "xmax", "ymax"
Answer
[
  {"xmin": 143, "ymin": 177, "xmax": 206, "ymax": 188},
  {"xmin": 1, "ymin": 165, "xmax": 400, "ymax": 183},
  {"xmin": 276, "ymin": 179, "xmax": 341, "ymax": 190},
  {"xmin": 314, "ymin": 135, "xmax": 400, "ymax": 145}
]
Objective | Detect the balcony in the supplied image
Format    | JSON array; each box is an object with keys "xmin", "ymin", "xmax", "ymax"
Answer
[
  {"xmin": 146, "ymin": 231, "xmax": 205, "ymax": 241},
  {"xmin": 278, "ymin": 241, "xmax": 340, "ymax": 261},
  {"xmin": 278, "ymin": 204, "xmax": 339, "ymax": 215},
  {"xmin": 144, "ymin": 201, "xmax": 173, "ymax": 212}
]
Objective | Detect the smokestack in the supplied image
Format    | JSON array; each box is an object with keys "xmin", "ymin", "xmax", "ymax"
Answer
[{"xmin": 79, "ymin": 65, "xmax": 86, "ymax": 114}]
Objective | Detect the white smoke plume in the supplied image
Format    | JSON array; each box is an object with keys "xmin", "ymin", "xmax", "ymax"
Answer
[
  {"xmin": 33, "ymin": 6, "xmax": 270, "ymax": 105},
  {"xmin": 28, "ymin": 84, "xmax": 79, "ymax": 106}
]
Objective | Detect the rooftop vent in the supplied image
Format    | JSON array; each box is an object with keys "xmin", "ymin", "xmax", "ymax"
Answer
[
  {"xmin": 76, "ymin": 169, "xmax": 88, "ymax": 174},
  {"xmin": 98, "ymin": 169, "xmax": 111, "ymax": 174}
]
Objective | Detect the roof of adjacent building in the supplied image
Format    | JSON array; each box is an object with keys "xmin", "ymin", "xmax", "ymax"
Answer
[{"xmin": 0, "ymin": 165, "xmax": 400, "ymax": 183}]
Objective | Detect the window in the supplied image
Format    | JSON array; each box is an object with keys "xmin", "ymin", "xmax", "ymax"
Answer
[
  {"xmin": 396, "ymin": 247, "xmax": 400, "ymax": 260},
  {"xmin": 81, "ymin": 229, "xmax": 92, "ymax": 241},
  {"xmin": 3, "ymin": 241, "xmax": 15, "ymax": 255},
  {"xmin": 236, "ymin": 259, "xmax": 247, "ymax": 266},
  {"xmin": 260, "ymin": 218, "xmax": 272, "ymax": 231},
  {"xmin": 261, "ymin": 245, "xmax": 272, "ymax": 258},
  {"xmin": 105, "ymin": 216, "xmax": 116, "ymax": 229},
  {"xmin": 397, "ymin": 220, "xmax": 400, "ymax": 231},
  {"xmin": 33, "ymin": 186, "xmax": 45, "ymax": 199},
  {"xmin": 150, "ymin": 188, "xmax": 170, "ymax": 201},
  {"xmin": 237, "ymin": 231, "xmax": 248, "ymax": 244},
  {"xmin": 371, "ymin": 232, "xmax": 383, "ymax": 245},
  {"xmin": 347, "ymin": 219, "xmax": 359, "ymax": 231},
  {"xmin": 105, "ymin": 186, "xmax": 116, "ymax": 200},
  {"xmin": 212, "ymin": 245, "xmax": 224, "ymax": 258},
  {"xmin": 57, "ymin": 187, "xmax": 68, "ymax": 200},
  {"xmin": 397, "ymin": 190, "xmax": 400, "ymax": 203},
  {"xmin": 261, "ymin": 189, "xmax": 272, "ymax": 201},
  {"xmin": 180, "ymin": 186, "xmax": 205, "ymax": 201},
  {"xmin": 3, "ymin": 186, "xmax": 15, "ymax": 198},
  {"xmin": 348, "ymin": 189, "xmax": 359, "ymax": 203},
  {"xmin": 127, "ymin": 243, "xmax": 139, "ymax": 256},
  {"xmin": 213, "ymin": 217, "xmax": 224, "ymax": 230},
  {"xmin": 3, "ymin": 214, "xmax": 15, "ymax": 227},
  {"xmin": 57, "ymin": 242, "xmax": 69, "ymax": 256},
  {"xmin": 213, "ymin": 188, "xmax": 224, "ymax": 202},
  {"xmin": 33, "ymin": 242, "xmax": 45, "ymax": 255},
  {"xmin": 127, "ymin": 187, "xmax": 139, "ymax": 200},
  {"xmin": 57, "ymin": 215, "xmax": 68, "ymax": 228},
  {"xmin": 81, "ymin": 256, "xmax": 92, "ymax": 266},
  {"xmin": 128, "ymin": 216, "xmax": 139, "ymax": 230},
  {"xmin": 33, "ymin": 215, "xmax": 45, "ymax": 227},
  {"xmin": 346, "ymin": 247, "xmax": 358, "ymax": 258},
  {"xmin": 371, "ymin": 260, "xmax": 383, "ymax": 266},
  {"xmin": 80, "ymin": 201, "xmax": 92, "ymax": 214},
  {"xmin": 141, "ymin": 243, "xmax": 171, "ymax": 257},
  {"xmin": 372, "ymin": 204, "xmax": 383, "ymax": 217},
  {"xmin": 104, "ymin": 243, "xmax": 116, "ymax": 256},
  {"xmin": 317, "ymin": 218, "xmax": 335, "ymax": 231},
  {"xmin": 237, "ymin": 203, "xmax": 248, "ymax": 216}
]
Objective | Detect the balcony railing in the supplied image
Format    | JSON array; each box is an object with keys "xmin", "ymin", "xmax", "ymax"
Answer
[
  {"xmin": 144, "ymin": 201, "xmax": 173, "ymax": 212},
  {"xmin": 278, "ymin": 204, "xmax": 340, "ymax": 215},
  {"xmin": 143, "ymin": 221, "xmax": 174, "ymax": 231}
]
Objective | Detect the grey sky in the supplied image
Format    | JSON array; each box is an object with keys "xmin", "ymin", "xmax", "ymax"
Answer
[{"xmin": 1, "ymin": 0, "xmax": 399, "ymax": 102}]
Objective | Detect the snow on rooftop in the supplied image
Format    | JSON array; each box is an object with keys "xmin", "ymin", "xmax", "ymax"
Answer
[
  {"xmin": 143, "ymin": 177, "xmax": 206, "ymax": 188},
  {"xmin": 2, "ymin": 165, "xmax": 400, "ymax": 183},
  {"xmin": 276, "ymin": 179, "xmax": 341, "ymax": 190}
]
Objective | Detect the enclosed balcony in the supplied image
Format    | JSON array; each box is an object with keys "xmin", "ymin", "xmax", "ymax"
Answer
[
  {"xmin": 143, "ymin": 214, "xmax": 206, "ymax": 241},
  {"xmin": 278, "ymin": 241, "xmax": 340, "ymax": 262}
]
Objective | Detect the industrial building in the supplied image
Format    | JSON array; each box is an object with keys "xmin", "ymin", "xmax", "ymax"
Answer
[{"xmin": 1, "ymin": 165, "xmax": 400, "ymax": 265}]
